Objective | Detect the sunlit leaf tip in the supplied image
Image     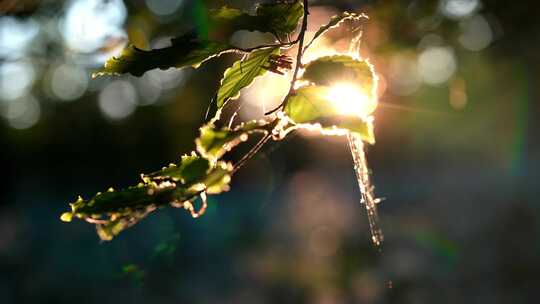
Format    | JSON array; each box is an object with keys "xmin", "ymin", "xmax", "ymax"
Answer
[{"xmin": 60, "ymin": 212, "xmax": 72, "ymax": 222}]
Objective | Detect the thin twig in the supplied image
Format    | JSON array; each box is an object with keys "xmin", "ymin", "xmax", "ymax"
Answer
[
  {"xmin": 232, "ymin": 132, "xmax": 273, "ymax": 173},
  {"xmin": 230, "ymin": 0, "xmax": 310, "ymax": 171},
  {"xmin": 265, "ymin": 0, "xmax": 310, "ymax": 115},
  {"xmin": 232, "ymin": 40, "xmax": 298, "ymax": 53}
]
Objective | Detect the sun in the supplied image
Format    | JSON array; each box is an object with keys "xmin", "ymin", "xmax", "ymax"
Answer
[{"xmin": 326, "ymin": 82, "xmax": 377, "ymax": 118}]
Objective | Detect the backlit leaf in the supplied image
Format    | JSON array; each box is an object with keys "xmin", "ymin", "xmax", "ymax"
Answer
[
  {"xmin": 284, "ymin": 85, "xmax": 375, "ymax": 144},
  {"xmin": 216, "ymin": 47, "xmax": 279, "ymax": 109},
  {"xmin": 301, "ymin": 55, "xmax": 375, "ymax": 93}
]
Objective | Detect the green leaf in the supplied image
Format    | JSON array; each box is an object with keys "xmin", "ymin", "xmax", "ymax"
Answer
[
  {"xmin": 93, "ymin": 34, "xmax": 233, "ymax": 77},
  {"xmin": 66, "ymin": 184, "xmax": 167, "ymax": 216},
  {"xmin": 304, "ymin": 12, "xmax": 368, "ymax": 51},
  {"xmin": 284, "ymin": 85, "xmax": 375, "ymax": 144},
  {"xmin": 196, "ymin": 120, "xmax": 272, "ymax": 162},
  {"xmin": 301, "ymin": 55, "xmax": 375, "ymax": 93},
  {"xmin": 216, "ymin": 47, "xmax": 279, "ymax": 109},
  {"xmin": 60, "ymin": 154, "xmax": 233, "ymax": 241}
]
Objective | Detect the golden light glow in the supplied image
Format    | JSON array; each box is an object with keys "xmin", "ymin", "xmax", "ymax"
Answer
[
  {"xmin": 326, "ymin": 82, "xmax": 377, "ymax": 118},
  {"xmin": 302, "ymin": 35, "xmax": 379, "ymax": 119}
]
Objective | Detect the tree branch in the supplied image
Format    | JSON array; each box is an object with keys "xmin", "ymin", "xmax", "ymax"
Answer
[{"xmin": 265, "ymin": 0, "xmax": 310, "ymax": 115}]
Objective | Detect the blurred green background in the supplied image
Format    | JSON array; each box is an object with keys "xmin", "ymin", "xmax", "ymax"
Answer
[{"xmin": 1, "ymin": 0, "xmax": 539, "ymax": 303}]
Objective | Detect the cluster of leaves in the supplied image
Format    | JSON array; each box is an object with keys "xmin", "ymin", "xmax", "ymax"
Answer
[{"xmin": 62, "ymin": 1, "xmax": 375, "ymax": 240}]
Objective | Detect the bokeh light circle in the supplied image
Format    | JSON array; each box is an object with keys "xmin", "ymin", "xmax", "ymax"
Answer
[
  {"xmin": 50, "ymin": 64, "xmax": 89, "ymax": 101},
  {"xmin": 417, "ymin": 46, "xmax": 457, "ymax": 85},
  {"xmin": 98, "ymin": 80, "xmax": 138, "ymax": 120},
  {"xmin": 0, "ymin": 61, "xmax": 35, "ymax": 101},
  {"xmin": 2, "ymin": 95, "xmax": 41, "ymax": 129}
]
